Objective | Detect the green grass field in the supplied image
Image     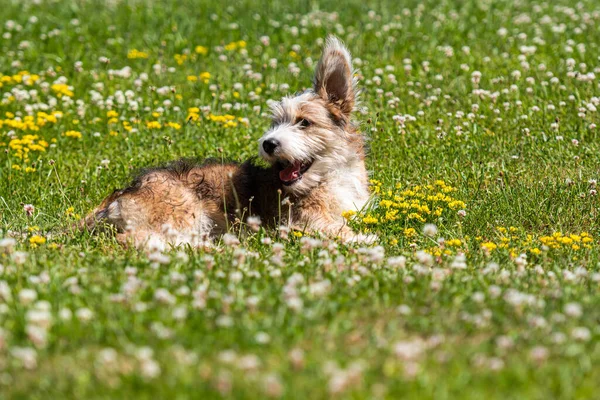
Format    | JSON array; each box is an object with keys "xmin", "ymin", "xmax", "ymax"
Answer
[{"xmin": 1, "ymin": 0, "xmax": 600, "ymax": 398}]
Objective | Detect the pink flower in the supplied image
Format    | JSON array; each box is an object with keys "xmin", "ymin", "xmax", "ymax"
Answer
[{"xmin": 23, "ymin": 204, "xmax": 35, "ymax": 217}]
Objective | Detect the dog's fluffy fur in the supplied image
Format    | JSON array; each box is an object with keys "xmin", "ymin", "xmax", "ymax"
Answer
[{"xmin": 83, "ymin": 36, "xmax": 374, "ymax": 249}]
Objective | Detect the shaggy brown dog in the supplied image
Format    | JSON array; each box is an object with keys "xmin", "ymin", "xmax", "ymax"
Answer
[{"xmin": 83, "ymin": 36, "xmax": 374, "ymax": 249}]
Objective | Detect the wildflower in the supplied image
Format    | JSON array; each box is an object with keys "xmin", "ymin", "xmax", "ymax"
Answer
[
  {"xmin": 403, "ymin": 228, "xmax": 417, "ymax": 238},
  {"xmin": 247, "ymin": 216, "xmax": 261, "ymax": 232},
  {"xmin": 341, "ymin": 210, "xmax": 356, "ymax": 220},
  {"xmin": 278, "ymin": 226, "xmax": 290, "ymax": 240},
  {"xmin": 146, "ymin": 121, "xmax": 161, "ymax": 129},
  {"xmin": 529, "ymin": 346, "xmax": 549, "ymax": 363},
  {"xmin": 18, "ymin": 289, "xmax": 37, "ymax": 305},
  {"xmin": 481, "ymin": 242, "xmax": 497, "ymax": 252},
  {"xmin": 148, "ymin": 251, "xmax": 171, "ymax": 266},
  {"xmin": 29, "ymin": 235, "xmax": 46, "ymax": 247},
  {"xmin": 362, "ymin": 216, "xmax": 378, "ymax": 224},
  {"xmin": 216, "ymin": 315, "xmax": 234, "ymax": 327},
  {"xmin": 394, "ymin": 338, "xmax": 425, "ymax": 361},
  {"xmin": 51, "ymin": 83, "xmax": 74, "ymax": 97},
  {"xmin": 140, "ymin": 358, "xmax": 161, "ymax": 379},
  {"xmin": 423, "ymin": 223, "xmax": 438, "ymax": 237},
  {"xmin": 450, "ymin": 253, "xmax": 467, "ymax": 269},
  {"xmin": 195, "ymin": 45, "xmax": 208, "ymax": 55},
  {"xmin": 174, "ymin": 54, "xmax": 188, "ymax": 65},
  {"xmin": 154, "ymin": 288, "xmax": 176, "ymax": 305},
  {"xmin": 23, "ymin": 204, "xmax": 35, "ymax": 216},
  {"xmin": 75, "ymin": 307, "xmax": 94, "ymax": 322},
  {"xmin": 222, "ymin": 233, "xmax": 240, "ymax": 246},
  {"xmin": 64, "ymin": 130, "xmax": 82, "ymax": 139},
  {"xmin": 416, "ymin": 250, "xmax": 434, "ymax": 267},
  {"xmin": 570, "ymin": 327, "xmax": 590, "ymax": 343},
  {"xmin": 397, "ymin": 304, "xmax": 412, "ymax": 315},
  {"xmin": 11, "ymin": 347, "xmax": 37, "ymax": 370},
  {"xmin": 199, "ymin": 72, "xmax": 211, "ymax": 83},
  {"xmin": 564, "ymin": 302, "xmax": 582, "ymax": 318},
  {"xmin": 0, "ymin": 237, "xmax": 17, "ymax": 253},
  {"xmin": 59, "ymin": 308, "xmax": 72, "ymax": 321},
  {"xmin": 13, "ymin": 251, "xmax": 28, "ymax": 265},
  {"xmin": 127, "ymin": 49, "xmax": 149, "ymax": 59},
  {"xmin": 26, "ymin": 325, "xmax": 48, "ymax": 348},
  {"xmin": 263, "ymin": 374, "xmax": 283, "ymax": 398},
  {"xmin": 387, "ymin": 256, "xmax": 407, "ymax": 269}
]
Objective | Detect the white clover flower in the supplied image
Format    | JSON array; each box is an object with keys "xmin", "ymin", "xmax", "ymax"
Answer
[
  {"xmin": 255, "ymin": 332, "xmax": 271, "ymax": 344},
  {"xmin": 154, "ymin": 288, "xmax": 176, "ymax": 305},
  {"xmin": 0, "ymin": 238, "xmax": 17, "ymax": 253},
  {"xmin": 247, "ymin": 216, "xmax": 261, "ymax": 232},
  {"xmin": 216, "ymin": 315, "xmax": 234, "ymax": 327},
  {"xmin": 18, "ymin": 289, "xmax": 37, "ymax": 305},
  {"xmin": 529, "ymin": 346, "xmax": 549, "ymax": 363},
  {"xmin": 140, "ymin": 358, "xmax": 161, "ymax": 379},
  {"xmin": 76, "ymin": 308, "xmax": 94, "ymax": 322},
  {"xmin": 564, "ymin": 302, "xmax": 583, "ymax": 318},
  {"xmin": 11, "ymin": 347, "xmax": 37, "ymax": 369},
  {"xmin": 571, "ymin": 327, "xmax": 591, "ymax": 342},
  {"xmin": 423, "ymin": 223, "xmax": 438, "ymax": 237},
  {"xmin": 387, "ymin": 256, "xmax": 406, "ymax": 269}
]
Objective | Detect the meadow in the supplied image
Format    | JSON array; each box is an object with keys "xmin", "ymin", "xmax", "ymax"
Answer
[{"xmin": 1, "ymin": 0, "xmax": 600, "ymax": 398}]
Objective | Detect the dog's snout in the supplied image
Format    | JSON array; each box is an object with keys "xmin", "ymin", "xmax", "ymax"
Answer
[{"xmin": 262, "ymin": 139, "xmax": 279, "ymax": 155}]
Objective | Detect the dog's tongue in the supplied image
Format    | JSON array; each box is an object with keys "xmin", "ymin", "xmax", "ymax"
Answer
[{"xmin": 279, "ymin": 161, "xmax": 302, "ymax": 182}]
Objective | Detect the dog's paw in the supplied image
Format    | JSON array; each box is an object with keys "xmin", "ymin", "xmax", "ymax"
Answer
[{"xmin": 345, "ymin": 233, "xmax": 379, "ymax": 245}]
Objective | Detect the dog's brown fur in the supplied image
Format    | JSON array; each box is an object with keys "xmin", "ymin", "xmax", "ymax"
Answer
[{"xmin": 83, "ymin": 36, "xmax": 374, "ymax": 249}]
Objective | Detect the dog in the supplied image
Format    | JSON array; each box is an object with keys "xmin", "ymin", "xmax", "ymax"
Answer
[{"xmin": 83, "ymin": 36, "xmax": 374, "ymax": 249}]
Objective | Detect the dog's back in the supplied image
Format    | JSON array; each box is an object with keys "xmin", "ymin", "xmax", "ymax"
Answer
[{"xmin": 83, "ymin": 159, "xmax": 282, "ymax": 249}]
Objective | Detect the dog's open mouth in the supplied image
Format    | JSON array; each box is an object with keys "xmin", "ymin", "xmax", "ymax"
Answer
[{"xmin": 277, "ymin": 160, "xmax": 313, "ymax": 185}]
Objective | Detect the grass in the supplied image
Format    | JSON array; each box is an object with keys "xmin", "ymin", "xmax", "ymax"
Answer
[{"xmin": 1, "ymin": 0, "xmax": 600, "ymax": 398}]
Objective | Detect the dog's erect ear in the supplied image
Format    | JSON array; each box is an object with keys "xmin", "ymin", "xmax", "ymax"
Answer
[{"xmin": 313, "ymin": 36, "xmax": 356, "ymax": 116}]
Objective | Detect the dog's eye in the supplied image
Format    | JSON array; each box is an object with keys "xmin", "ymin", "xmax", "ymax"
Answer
[{"xmin": 298, "ymin": 118, "xmax": 311, "ymax": 128}]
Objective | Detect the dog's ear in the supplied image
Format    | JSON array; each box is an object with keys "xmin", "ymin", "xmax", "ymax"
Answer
[{"xmin": 314, "ymin": 36, "xmax": 356, "ymax": 116}]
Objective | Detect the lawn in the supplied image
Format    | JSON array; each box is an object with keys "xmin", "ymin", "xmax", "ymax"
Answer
[{"xmin": 1, "ymin": 0, "xmax": 600, "ymax": 398}]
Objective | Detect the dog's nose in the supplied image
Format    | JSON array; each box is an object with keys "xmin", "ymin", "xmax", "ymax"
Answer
[{"xmin": 262, "ymin": 139, "xmax": 279, "ymax": 155}]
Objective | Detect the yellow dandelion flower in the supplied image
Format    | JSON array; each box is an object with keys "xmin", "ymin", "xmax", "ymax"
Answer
[
  {"xmin": 341, "ymin": 210, "xmax": 356, "ymax": 220},
  {"xmin": 446, "ymin": 239, "xmax": 462, "ymax": 247},
  {"xmin": 195, "ymin": 45, "xmax": 208, "ymax": 55},
  {"xmin": 29, "ymin": 235, "xmax": 46, "ymax": 246},
  {"xmin": 403, "ymin": 228, "xmax": 417, "ymax": 238},
  {"xmin": 64, "ymin": 130, "xmax": 82, "ymax": 139},
  {"xmin": 481, "ymin": 242, "xmax": 497, "ymax": 252},
  {"xmin": 362, "ymin": 216, "xmax": 378, "ymax": 224},
  {"xmin": 199, "ymin": 71, "xmax": 211, "ymax": 83},
  {"xmin": 146, "ymin": 121, "xmax": 162, "ymax": 129},
  {"xmin": 127, "ymin": 49, "xmax": 149, "ymax": 59}
]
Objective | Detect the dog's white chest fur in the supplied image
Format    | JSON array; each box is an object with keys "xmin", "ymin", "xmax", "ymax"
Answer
[{"xmin": 328, "ymin": 165, "xmax": 370, "ymax": 215}]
